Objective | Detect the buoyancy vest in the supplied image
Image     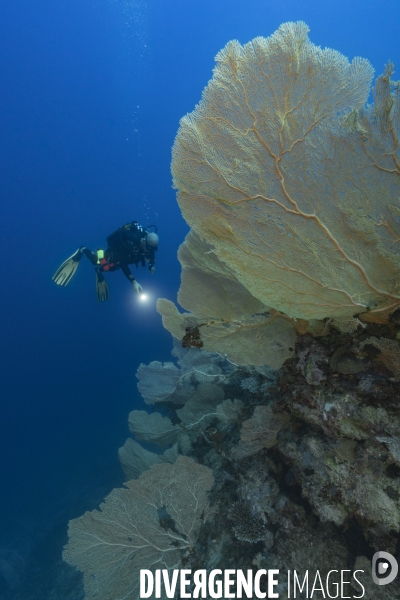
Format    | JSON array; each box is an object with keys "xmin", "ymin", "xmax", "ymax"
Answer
[
  {"xmin": 106, "ymin": 222, "xmax": 146, "ymax": 252},
  {"xmin": 105, "ymin": 222, "xmax": 157, "ymax": 269}
]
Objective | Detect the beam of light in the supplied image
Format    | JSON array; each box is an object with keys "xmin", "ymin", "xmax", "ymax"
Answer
[{"xmin": 139, "ymin": 293, "xmax": 148, "ymax": 302}]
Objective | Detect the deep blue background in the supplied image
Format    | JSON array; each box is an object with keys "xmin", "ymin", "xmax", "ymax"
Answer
[{"xmin": 0, "ymin": 0, "xmax": 399, "ymax": 593}]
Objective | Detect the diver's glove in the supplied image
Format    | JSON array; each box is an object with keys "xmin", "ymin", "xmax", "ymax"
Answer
[
  {"xmin": 149, "ymin": 266, "xmax": 155, "ymax": 274},
  {"xmin": 132, "ymin": 280, "xmax": 143, "ymax": 295}
]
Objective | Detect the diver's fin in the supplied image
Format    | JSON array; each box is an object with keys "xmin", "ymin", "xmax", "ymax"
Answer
[
  {"xmin": 52, "ymin": 248, "xmax": 83, "ymax": 286},
  {"xmin": 96, "ymin": 271, "xmax": 109, "ymax": 302}
]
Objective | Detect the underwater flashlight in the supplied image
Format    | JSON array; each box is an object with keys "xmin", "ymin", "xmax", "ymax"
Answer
[{"xmin": 139, "ymin": 293, "xmax": 148, "ymax": 302}]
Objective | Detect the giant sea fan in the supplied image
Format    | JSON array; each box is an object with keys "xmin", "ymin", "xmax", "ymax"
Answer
[
  {"xmin": 171, "ymin": 21, "xmax": 400, "ymax": 321},
  {"xmin": 63, "ymin": 457, "xmax": 214, "ymax": 600}
]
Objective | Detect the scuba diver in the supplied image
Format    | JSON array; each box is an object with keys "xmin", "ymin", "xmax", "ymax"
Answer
[{"xmin": 52, "ymin": 221, "xmax": 159, "ymax": 302}]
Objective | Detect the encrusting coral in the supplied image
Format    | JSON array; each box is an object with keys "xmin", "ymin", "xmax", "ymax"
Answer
[
  {"xmin": 361, "ymin": 336, "xmax": 400, "ymax": 380},
  {"xmin": 228, "ymin": 501, "xmax": 266, "ymax": 543}
]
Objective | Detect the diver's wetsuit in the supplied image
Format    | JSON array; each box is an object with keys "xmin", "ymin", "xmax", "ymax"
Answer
[{"xmin": 82, "ymin": 223, "xmax": 156, "ymax": 283}]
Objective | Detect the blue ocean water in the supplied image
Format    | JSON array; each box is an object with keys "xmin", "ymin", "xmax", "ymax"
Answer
[{"xmin": 0, "ymin": 0, "xmax": 399, "ymax": 596}]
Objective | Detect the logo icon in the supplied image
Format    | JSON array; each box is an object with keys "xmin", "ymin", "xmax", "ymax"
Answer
[{"xmin": 372, "ymin": 551, "xmax": 398, "ymax": 586}]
